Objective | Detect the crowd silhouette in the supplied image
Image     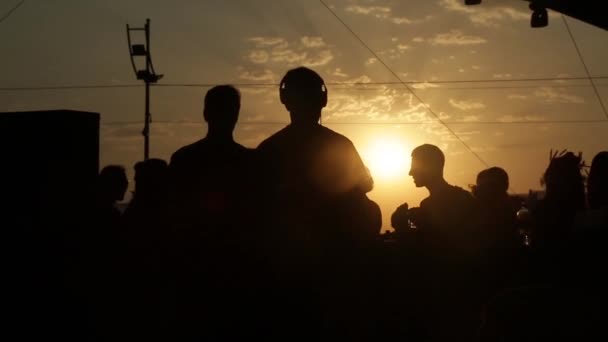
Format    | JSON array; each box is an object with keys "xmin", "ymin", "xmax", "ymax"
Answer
[{"xmin": 21, "ymin": 67, "xmax": 607, "ymax": 341}]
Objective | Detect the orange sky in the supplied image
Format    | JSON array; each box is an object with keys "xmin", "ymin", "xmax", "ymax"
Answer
[{"xmin": 2, "ymin": 0, "xmax": 607, "ymax": 231}]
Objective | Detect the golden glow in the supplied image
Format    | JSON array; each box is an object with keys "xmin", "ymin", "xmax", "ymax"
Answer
[{"xmin": 363, "ymin": 137, "xmax": 410, "ymax": 181}]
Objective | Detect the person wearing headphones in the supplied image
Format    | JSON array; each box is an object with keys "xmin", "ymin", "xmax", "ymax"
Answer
[
  {"xmin": 256, "ymin": 66, "xmax": 380, "ymax": 240},
  {"xmin": 254, "ymin": 67, "xmax": 381, "ymax": 339}
]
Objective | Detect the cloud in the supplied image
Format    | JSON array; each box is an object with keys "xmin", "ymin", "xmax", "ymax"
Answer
[
  {"xmin": 462, "ymin": 115, "xmax": 481, "ymax": 122},
  {"xmin": 439, "ymin": 0, "xmax": 528, "ymax": 27},
  {"xmin": 248, "ymin": 50, "xmax": 269, "ymax": 64},
  {"xmin": 345, "ymin": 5, "xmax": 428, "ymax": 25},
  {"xmin": 391, "ymin": 17, "xmax": 413, "ymax": 24},
  {"xmin": 303, "ymin": 50, "xmax": 334, "ymax": 67},
  {"xmin": 508, "ymin": 94, "xmax": 528, "ymax": 100},
  {"xmin": 508, "ymin": 87, "xmax": 585, "ymax": 104},
  {"xmin": 345, "ymin": 5, "xmax": 391, "ymax": 17},
  {"xmin": 245, "ymin": 36, "xmax": 334, "ymax": 67},
  {"xmin": 365, "ymin": 57, "xmax": 378, "ymax": 65},
  {"xmin": 239, "ymin": 69, "xmax": 276, "ymax": 82},
  {"xmin": 533, "ymin": 87, "xmax": 585, "ymax": 104},
  {"xmin": 332, "ymin": 68, "xmax": 348, "ymax": 77},
  {"xmin": 449, "ymin": 99, "xmax": 486, "ymax": 110},
  {"xmin": 493, "ymin": 73, "xmax": 512, "ymax": 79},
  {"xmin": 248, "ymin": 37, "xmax": 286, "ymax": 46},
  {"xmin": 270, "ymin": 48, "xmax": 307, "ymax": 64},
  {"xmin": 411, "ymin": 82, "xmax": 440, "ymax": 89},
  {"xmin": 429, "ymin": 30, "xmax": 487, "ymax": 45},
  {"xmin": 300, "ymin": 36, "xmax": 326, "ymax": 48},
  {"xmin": 412, "ymin": 37, "xmax": 425, "ymax": 43},
  {"xmin": 397, "ymin": 44, "xmax": 410, "ymax": 51},
  {"xmin": 498, "ymin": 115, "xmax": 546, "ymax": 122}
]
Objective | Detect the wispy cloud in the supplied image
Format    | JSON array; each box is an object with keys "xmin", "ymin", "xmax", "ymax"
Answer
[
  {"xmin": 239, "ymin": 69, "xmax": 276, "ymax": 82},
  {"xmin": 429, "ymin": 30, "xmax": 487, "ymax": 45},
  {"xmin": 345, "ymin": 5, "xmax": 430, "ymax": 25},
  {"xmin": 332, "ymin": 68, "xmax": 348, "ymax": 77},
  {"xmin": 439, "ymin": 0, "xmax": 528, "ymax": 27},
  {"xmin": 301, "ymin": 36, "xmax": 326, "ymax": 48},
  {"xmin": 248, "ymin": 50, "xmax": 269, "ymax": 64},
  {"xmin": 498, "ymin": 115, "xmax": 546, "ymax": 122},
  {"xmin": 365, "ymin": 57, "xmax": 378, "ymax": 65},
  {"xmin": 508, "ymin": 87, "xmax": 586, "ymax": 104},
  {"xmin": 245, "ymin": 36, "xmax": 334, "ymax": 67},
  {"xmin": 449, "ymin": 98, "xmax": 486, "ymax": 110},
  {"xmin": 533, "ymin": 87, "xmax": 585, "ymax": 104},
  {"xmin": 304, "ymin": 50, "xmax": 334, "ymax": 67},
  {"xmin": 345, "ymin": 5, "xmax": 391, "ymax": 17},
  {"xmin": 248, "ymin": 37, "xmax": 286, "ymax": 46}
]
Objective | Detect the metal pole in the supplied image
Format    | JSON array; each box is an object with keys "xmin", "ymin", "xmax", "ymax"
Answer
[
  {"xmin": 143, "ymin": 18, "xmax": 151, "ymax": 160},
  {"xmin": 144, "ymin": 82, "xmax": 150, "ymax": 160}
]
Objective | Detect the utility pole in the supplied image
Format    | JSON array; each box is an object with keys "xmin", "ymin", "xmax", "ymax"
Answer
[{"xmin": 126, "ymin": 18, "xmax": 163, "ymax": 160}]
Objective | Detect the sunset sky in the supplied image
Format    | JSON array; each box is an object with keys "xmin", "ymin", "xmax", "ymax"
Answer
[{"xmin": 2, "ymin": 0, "xmax": 607, "ymax": 231}]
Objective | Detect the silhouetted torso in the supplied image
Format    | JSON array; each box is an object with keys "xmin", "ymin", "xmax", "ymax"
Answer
[
  {"xmin": 416, "ymin": 184, "xmax": 477, "ymax": 250},
  {"xmin": 169, "ymin": 137, "xmax": 253, "ymax": 230},
  {"xmin": 256, "ymin": 123, "xmax": 375, "ymax": 243}
]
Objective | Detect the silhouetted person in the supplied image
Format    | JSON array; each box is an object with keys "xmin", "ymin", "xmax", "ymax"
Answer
[
  {"xmin": 257, "ymin": 67, "xmax": 379, "ymax": 240},
  {"xmin": 86, "ymin": 165, "xmax": 128, "ymax": 339},
  {"xmin": 390, "ymin": 144, "xmax": 481, "ymax": 341},
  {"xmin": 473, "ymin": 167, "xmax": 520, "ymax": 248},
  {"xmin": 531, "ymin": 150, "xmax": 585, "ymax": 250},
  {"xmin": 472, "ymin": 167, "xmax": 528, "ymax": 304},
  {"xmin": 124, "ymin": 158, "xmax": 169, "ymax": 222},
  {"xmin": 112, "ymin": 158, "xmax": 172, "ymax": 341},
  {"xmin": 255, "ymin": 67, "xmax": 381, "ymax": 339},
  {"xmin": 94, "ymin": 165, "xmax": 128, "ymax": 228},
  {"xmin": 169, "ymin": 85, "xmax": 253, "ymax": 231},
  {"xmin": 167, "ymin": 85, "xmax": 254, "ymax": 340},
  {"xmin": 392, "ymin": 144, "xmax": 477, "ymax": 252},
  {"xmin": 575, "ymin": 151, "xmax": 608, "ymax": 232},
  {"xmin": 587, "ymin": 151, "xmax": 608, "ymax": 210}
]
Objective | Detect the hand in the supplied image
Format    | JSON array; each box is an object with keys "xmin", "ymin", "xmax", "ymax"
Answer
[
  {"xmin": 391, "ymin": 203, "xmax": 409, "ymax": 231},
  {"xmin": 407, "ymin": 207, "xmax": 424, "ymax": 229}
]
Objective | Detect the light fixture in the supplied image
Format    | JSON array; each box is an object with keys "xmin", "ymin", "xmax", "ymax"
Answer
[{"xmin": 530, "ymin": 2, "xmax": 548, "ymax": 28}]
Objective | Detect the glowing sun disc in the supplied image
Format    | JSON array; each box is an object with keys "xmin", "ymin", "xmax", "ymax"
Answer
[{"xmin": 364, "ymin": 138, "xmax": 410, "ymax": 181}]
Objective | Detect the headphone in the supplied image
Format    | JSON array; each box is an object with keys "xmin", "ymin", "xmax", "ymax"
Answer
[{"xmin": 279, "ymin": 71, "xmax": 328, "ymax": 108}]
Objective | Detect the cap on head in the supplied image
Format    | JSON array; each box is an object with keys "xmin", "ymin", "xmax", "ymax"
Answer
[{"xmin": 279, "ymin": 67, "xmax": 328, "ymax": 111}]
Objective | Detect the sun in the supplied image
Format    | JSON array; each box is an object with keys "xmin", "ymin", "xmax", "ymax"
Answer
[{"xmin": 363, "ymin": 137, "xmax": 410, "ymax": 181}]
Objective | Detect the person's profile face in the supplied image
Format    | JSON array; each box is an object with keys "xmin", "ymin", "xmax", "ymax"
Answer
[{"xmin": 409, "ymin": 155, "xmax": 428, "ymax": 187}]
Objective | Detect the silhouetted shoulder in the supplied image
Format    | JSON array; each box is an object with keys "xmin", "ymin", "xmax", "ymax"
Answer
[
  {"xmin": 257, "ymin": 124, "xmax": 372, "ymax": 194},
  {"xmin": 171, "ymin": 138, "xmax": 251, "ymax": 167}
]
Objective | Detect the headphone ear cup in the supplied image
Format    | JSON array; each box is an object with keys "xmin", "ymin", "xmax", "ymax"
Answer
[
  {"xmin": 320, "ymin": 84, "xmax": 328, "ymax": 108},
  {"xmin": 279, "ymin": 83, "xmax": 286, "ymax": 104}
]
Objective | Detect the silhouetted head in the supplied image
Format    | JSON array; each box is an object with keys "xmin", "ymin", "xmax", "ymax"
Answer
[
  {"xmin": 474, "ymin": 167, "xmax": 509, "ymax": 201},
  {"xmin": 280, "ymin": 67, "xmax": 327, "ymax": 124},
  {"xmin": 203, "ymin": 85, "xmax": 241, "ymax": 135},
  {"xmin": 588, "ymin": 151, "xmax": 608, "ymax": 209},
  {"xmin": 133, "ymin": 158, "xmax": 168, "ymax": 202},
  {"xmin": 409, "ymin": 144, "xmax": 444, "ymax": 188},
  {"xmin": 98, "ymin": 165, "xmax": 128, "ymax": 202},
  {"xmin": 542, "ymin": 151, "xmax": 585, "ymax": 211}
]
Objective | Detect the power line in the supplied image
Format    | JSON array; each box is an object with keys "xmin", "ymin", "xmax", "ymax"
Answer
[
  {"xmin": 101, "ymin": 119, "xmax": 608, "ymax": 126},
  {"xmin": 0, "ymin": 84, "xmax": 142, "ymax": 91},
  {"xmin": 561, "ymin": 15, "xmax": 608, "ymax": 121},
  {"xmin": 0, "ymin": 0, "xmax": 25, "ymax": 25},
  {"xmin": 2, "ymin": 75, "xmax": 608, "ymax": 92},
  {"xmin": 319, "ymin": 0, "xmax": 489, "ymax": 168}
]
